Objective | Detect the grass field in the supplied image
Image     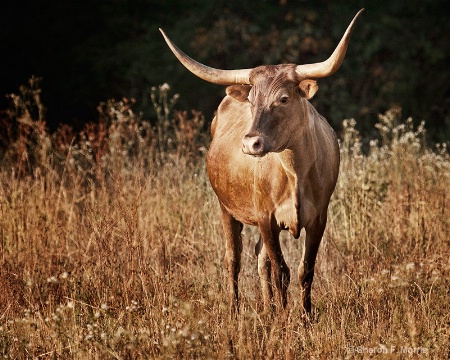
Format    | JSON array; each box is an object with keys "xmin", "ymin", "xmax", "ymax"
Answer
[{"xmin": 1, "ymin": 84, "xmax": 449, "ymax": 358}]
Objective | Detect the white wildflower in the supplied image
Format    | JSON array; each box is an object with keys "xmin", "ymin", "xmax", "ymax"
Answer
[
  {"xmin": 46, "ymin": 276, "xmax": 58, "ymax": 284},
  {"xmin": 160, "ymin": 83, "xmax": 171, "ymax": 92}
]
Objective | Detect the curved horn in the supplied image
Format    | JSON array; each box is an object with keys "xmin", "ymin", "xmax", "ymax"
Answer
[
  {"xmin": 295, "ymin": 8, "xmax": 364, "ymax": 79},
  {"xmin": 159, "ymin": 29, "xmax": 252, "ymax": 85}
]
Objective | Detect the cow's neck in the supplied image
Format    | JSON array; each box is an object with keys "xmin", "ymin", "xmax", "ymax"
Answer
[
  {"xmin": 278, "ymin": 100, "xmax": 318, "ymax": 181},
  {"xmin": 277, "ymin": 101, "xmax": 321, "ymax": 231}
]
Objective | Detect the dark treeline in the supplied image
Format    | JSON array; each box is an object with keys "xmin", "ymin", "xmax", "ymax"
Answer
[{"xmin": 0, "ymin": 0, "xmax": 448, "ymax": 141}]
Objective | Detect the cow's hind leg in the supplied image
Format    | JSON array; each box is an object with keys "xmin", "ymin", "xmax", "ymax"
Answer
[
  {"xmin": 255, "ymin": 236, "xmax": 273, "ymax": 310},
  {"xmin": 220, "ymin": 204, "xmax": 243, "ymax": 314},
  {"xmin": 259, "ymin": 218, "xmax": 290, "ymax": 310},
  {"xmin": 298, "ymin": 214, "xmax": 327, "ymax": 316}
]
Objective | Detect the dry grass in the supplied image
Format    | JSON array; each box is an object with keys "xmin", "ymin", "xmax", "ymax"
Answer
[{"xmin": 0, "ymin": 83, "xmax": 449, "ymax": 359}]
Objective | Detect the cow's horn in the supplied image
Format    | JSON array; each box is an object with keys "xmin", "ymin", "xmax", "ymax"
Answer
[
  {"xmin": 295, "ymin": 9, "xmax": 364, "ymax": 79},
  {"xmin": 159, "ymin": 29, "xmax": 252, "ymax": 85}
]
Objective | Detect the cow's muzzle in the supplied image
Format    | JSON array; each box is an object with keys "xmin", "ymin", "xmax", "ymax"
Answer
[{"xmin": 242, "ymin": 134, "xmax": 266, "ymax": 156}]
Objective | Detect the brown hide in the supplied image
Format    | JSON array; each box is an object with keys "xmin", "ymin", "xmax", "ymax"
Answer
[
  {"xmin": 207, "ymin": 65, "xmax": 340, "ymax": 239},
  {"xmin": 206, "ymin": 65, "xmax": 340, "ymax": 312},
  {"xmin": 160, "ymin": 9, "xmax": 363, "ymax": 314}
]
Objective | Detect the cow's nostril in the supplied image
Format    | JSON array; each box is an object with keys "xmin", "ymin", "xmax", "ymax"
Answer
[
  {"xmin": 252, "ymin": 139, "xmax": 261, "ymax": 151},
  {"xmin": 242, "ymin": 135, "xmax": 265, "ymax": 155}
]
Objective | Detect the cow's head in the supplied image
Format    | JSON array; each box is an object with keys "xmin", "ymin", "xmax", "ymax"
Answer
[
  {"xmin": 160, "ymin": 9, "xmax": 364, "ymax": 156},
  {"xmin": 226, "ymin": 65, "xmax": 319, "ymax": 155}
]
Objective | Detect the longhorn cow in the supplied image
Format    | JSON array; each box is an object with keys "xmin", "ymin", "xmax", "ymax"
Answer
[{"xmin": 160, "ymin": 9, "xmax": 364, "ymax": 315}]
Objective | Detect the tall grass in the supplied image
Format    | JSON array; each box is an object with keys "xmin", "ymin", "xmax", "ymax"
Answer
[{"xmin": 0, "ymin": 80, "xmax": 449, "ymax": 358}]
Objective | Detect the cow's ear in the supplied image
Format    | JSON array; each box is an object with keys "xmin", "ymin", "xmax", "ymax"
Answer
[
  {"xmin": 226, "ymin": 85, "xmax": 252, "ymax": 102},
  {"xmin": 298, "ymin": 80, "xmax": 318, "ymax": 99}
]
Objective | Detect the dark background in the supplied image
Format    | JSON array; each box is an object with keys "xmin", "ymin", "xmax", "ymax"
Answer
[{"xmin": 1, "ymin": 0, "xmax": 449, "ymax": 141}]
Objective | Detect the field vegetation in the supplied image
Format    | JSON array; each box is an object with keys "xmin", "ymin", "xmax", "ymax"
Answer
[{"xmin": 0, "ymin": 80, "xmax": 449, "ymax": 358}]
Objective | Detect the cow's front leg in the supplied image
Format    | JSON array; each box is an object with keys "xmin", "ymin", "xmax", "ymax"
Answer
[
  {"xmin": 298, "ymin": 214, "xmax": 326, "ymax": 316},
  {"xmin": 259, "ymin": 217, "xmax": 290, "ymax": 310},
  {"xmin": 220, "ymin": 204, "xmax": 243, "ymax": 314},
  {"xmin": 255, "ymin": 236, "xmax": 273, "ymax": 310}
]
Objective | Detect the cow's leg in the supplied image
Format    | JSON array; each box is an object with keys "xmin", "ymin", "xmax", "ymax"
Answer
[
  {"xmin": 259, "ymin": 218, "xmax": 290, "ymax": 310},
  {"xmin": 255, "ymin": 236, "xmax": 273, "ymax": 310},
  {"xmin": 220, "ymin": 204, "xmax": 243, "ymax": 314},
  {"xmin": 298, "ymin": 214, "xmax": 327, "ymax": 315}
]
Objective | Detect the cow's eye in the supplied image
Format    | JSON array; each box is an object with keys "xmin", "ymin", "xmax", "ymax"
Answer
[{"xmin": 280, "ymin": 95, "xmax": 289, "ymax": 104}]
